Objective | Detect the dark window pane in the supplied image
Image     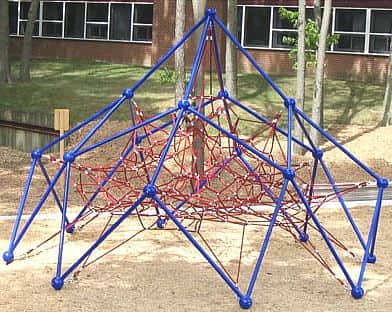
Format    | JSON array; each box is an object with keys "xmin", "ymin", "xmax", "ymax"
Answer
[
  {"xmin": 9, "ymin": 2, "xmax": 18, "ymax": 35},
  {"xmin": 370, "ymin": 35, "xmax": 391, "ymax": 53},
  {"xmin": 305, "ymin": 8, "xmax": 314, "ymax": 21},
  {"xmin": 87, "ymin": 3, "xmax": 108, "ymax": 22},
  {"xmin": 110, "ymin": 4, "xmax": 131, "ymax": 40},
  {"xmin": 19, "ymin": 21, "xmax": 39, "ymax": 36},
  {"xmin": 237, "ymin": 6, "xmax": 243, "ymax": 41},
  {"xmin": 65, "ymin": 3, "xmax": 85, "ymax": 38},
  {"xmin": 272, "ymin": 31, "xmax": 297, "ymax": 48},
  {"xmin": 371, "ymin": 11, "xmax": 392, "ymax": 33},
  {"xmin": 274, "ymin": 7, "xmax": 296, "ymax": 30},
  {"xmin": 86, "ymin": 24, "xmax": 108, "ymax": 39},
  {"xmin": 133, "ymin": 4, "xmax": 153, "ymax": 24},
  {"xmin": 43, "ymin": 2, "xmax": 63, "ymax": 20},
  {"xmin": 42, "ymin": 22, "xmax": 62, "ymax": 37},
  {"xmin": 244, "ymin": 7, "xmax": 270, "ymax": 47},
  {"xmin": 132, "ymin": 25, "xmax": 152, "ymax": 41},
  {"xmin": 334, "ymin": 34, "xmax": 365, "ymax": 52},
  {"xmin": 20, "ymin": 1, "xmax": 40, "ymax": 20},
  {"xmin": 335, "ymin": 9, "xmax": 366, "ymax": 32}
]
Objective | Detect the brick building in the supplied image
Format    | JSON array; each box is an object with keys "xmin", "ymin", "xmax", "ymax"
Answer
[{"xmin": 7, "ymin": 0, "xmax": 392, "ymax": 81}]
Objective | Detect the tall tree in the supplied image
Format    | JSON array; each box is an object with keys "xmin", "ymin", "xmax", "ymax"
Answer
[
  {"xmin": 313, "ymin": 0, "xmax": 322, "ymax": 31},
  {"xmin": 175, "ymin": 0, "xmax": 186, "ymax": 101},
  {"xmin": 381, "ymin": 40, "xmax": 392, "ymax": 126},
  {"xmin": 225, "ymin": 0, "xmax": 237, "ymax": 98},
  {"xmin": 294, "ymin": 0, "xmax": 306, "ymax": 154},
  {"xmin": 0, "ymin": 0, "xmax": 12, "ymax": 83},
  {"xmin": 19, "ymin": 0, "xmax": 39, "ymax": 82},
  {"xmin": 191, "ymin": 0, "xmax": 207, "ymax": 178},
  {"xmin": 310, "ymin": 0, "xmax": 332, "ymax": 147}
]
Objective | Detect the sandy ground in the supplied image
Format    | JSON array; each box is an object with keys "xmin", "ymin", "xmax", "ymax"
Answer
[{"xmin": 0, "ymin": 124, "xmax": 391, "ymax": 311}]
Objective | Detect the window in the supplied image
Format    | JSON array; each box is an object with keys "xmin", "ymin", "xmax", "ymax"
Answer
[
  {"xmin": 132, "ymin": 4, "xmax": 153, "ymax": 41},
  {"xmin": 65, "ymin": 2, "xmax": 85, "ymax": 39},
  {"xmin": 110, "ymin": 4, "xmax": 132, "ymax": 41},
  {"xmin": 369, "ymin": 10, "xmax": 392, "ymax": 54},
  {"xmin": 272, "ymin": 7, "xmax": 297, "ymax": 48},
  {"xmin": 42, "ymin": 2, "xmax": 63, "ymax": 37},
  {"xmin": 86, "ymin": 3, "xmax": 108, "ymax": 40},
  {"xmin": 19, "ymin": 1, "xmax": 40, "ymax": 36},
  {"xmin": 244, "ymin": 7, "xmax": 270, "ymax": 47},
  {"xmin": 334, "ymin": 9, "xmax": 366, "ymax": 53},
  {"xmin": 8, "ymin": 1, "xmax": 18, "ymax": 35}
]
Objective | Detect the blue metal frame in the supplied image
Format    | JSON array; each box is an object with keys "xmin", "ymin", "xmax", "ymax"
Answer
[{"xmin": 3, "ymin": 8, "xmax": 389, "ymax": 310}]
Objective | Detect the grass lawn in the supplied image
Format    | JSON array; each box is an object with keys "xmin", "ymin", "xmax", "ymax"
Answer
[{"xmin": 0, "ymin": 59, "xmax": 386, "ymax": 129}]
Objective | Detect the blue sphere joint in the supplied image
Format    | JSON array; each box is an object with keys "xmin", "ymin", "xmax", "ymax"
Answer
[
  {"xmin": 178, "ymin": 99, "xmax": 190, "ymax": 109},
  {"xmin": 63, "ymin": 151, "xmax": 76, "ymax": 163},
  {"xmin": 283, "ymin": 168, "xmax": 295, "ymax": 180},
  {"xmin": 143, "ymin": 184, "xmax": 157, "ymax": 198},
  {"xmin": 377, "ymin": 178, "xmax": 389, "ymax": 189},
  {"xmin": 367, "ymin": 254, "xmax": 377, "ymax": 264},
  {"xmin": 122, "ymin": 88, "xmax": 134, "ymax": 99},
  {"xmin": 284, "ymin": 97, "xmax": 296, "ymax": 109},
  {"xmin": 157, "ymin": 218, "xmax": 166, "ymax": 229},
  {"xmin": 205, "ymin": 8, "xmax": 216, "ymax": 17},
  {"xmin": 2, "ymin": 251, "xmax": 14, "ymax": 264},
  {"xmin": 312, "ymin": 149, "xmax": 323, "ymax": 160},
  {"xmin": 31, "ymin": 149, "xmax": 42, "ymax": 160},
  {"xmin": 66, "ymin": 225, "xmax": 75, "ymax": 234},
  {"xmin": 239, "ymin": 296, "xmax": 253, "ymax": 309},
  {"xmin": 51, "ymin": 277, "xmax": 64, "ymax": 290},
  {"xmin": 351, "ymin": 286, "xmax": 364, "ymax": 299},
  {"xmin": 135, "ymin": 135, "xmax": 143, "ymax": 145},
  {"xmin": 217, "ymin": 90, "xmax": 229, "ymax": 99},
  {"xmin": 234, "ymin": 147, "xmax": 242, "ymax": 156},
  {"xmin": 299, "ymin": 232, "xmax": 309, "ymax": 242}
]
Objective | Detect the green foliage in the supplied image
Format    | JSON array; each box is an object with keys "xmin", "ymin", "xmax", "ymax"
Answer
[
  {"xmin": 278, "ymin": 7, "xmax": 339, "ymax": 69},
  {"xmin": 159, "ymin": 67, "xmax": 177, "ymax": 84}
]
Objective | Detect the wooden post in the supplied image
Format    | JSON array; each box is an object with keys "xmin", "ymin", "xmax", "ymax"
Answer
[{"xmin": 54, "ymin": 109, "xmax": 70, "ymax": 160}]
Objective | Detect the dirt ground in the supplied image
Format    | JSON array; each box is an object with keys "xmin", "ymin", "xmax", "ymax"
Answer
[{"xmin": 0, "ymin": 124, "xmax": 391, "ymax": 311}]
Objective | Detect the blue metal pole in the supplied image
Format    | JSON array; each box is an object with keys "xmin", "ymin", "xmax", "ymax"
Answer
[
  {"xmin": 291, "ymin": 179, "xmax": 356, "ymax": 289},
  {"xmin": 131, "ymin": 16, "xmax": 208, "ymax": 93},
  {"xmin": 318, "ymin": 158, "xmax": 366, "ymax": 249},
  {"xmin": 210, "ymin": 20, "xmax": 225, "ymax": 91},
  {"xmin": 188, "ymin": 107, "xmax": 286, "ymax": 172},
  {"xmin": 295, "ymin": 108, "xmax": 380, "ymax": 180},
  {"xmin": 153, "ymin": 195, "xmax": 243, "ymax": 298},
  {"xmin": 150, "ymin": 109, "xmax": 186, "ymax": 185},
  {"xmin": 52, "ymin": 161, "xmax": 72, "ymax": 290},
  {"xmin": 59, "ymin": 195, "xmax": 146, "ymax": 283},
  {"xmin": 38, "ymin": 159, "xmax": 70, "ymax": 225},
  {"xmin": 227, "ymin": 96, "xmax": 313, "ymax": 153},
  {"xmin": 3, "ymin": 158, "xmax": 37, "ymax": 263},
  {"xmin": 184, "ymin": 16, "xmax": 211, "ymax": 99},
  {"xmin": 238, "ymin": 154, "xmax": 307, "ymax": 240},
  {"xmin": 40, "ymin": 99, "xmax": 120, "ymax": 153},
  {"xmin": 212, "ymin": 15, "xmax": 288, "ymax": 101},
  {"xmin": 73, "ymin": 96, "xmax": 126, "ymax": 153},
  {"xmin": 75, "ymin": 107, "xmax": 178, "ymax": 156},
  {"xmin": 286, "ymin": 99, "xmax": 294, "ymax": 168},
  {"xmin": 13, "ymin": 163, "xmax": 67, "ymax": 249},
  {"xmin": 303, "ymin": 158, "xmax": 319, "ymax": 234},
  {"xmin": 293, "ymin": 109, "xmax": 317, "ymax": 151},
  {"xmin": 356, "ymin": 185, "xmax": 386, "ymax": 289},
  {"xmin": 246, "ymin": 179, "xmax": 289, "ymax": 298}
]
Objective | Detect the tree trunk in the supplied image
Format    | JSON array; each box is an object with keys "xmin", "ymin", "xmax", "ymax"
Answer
[
  {"xmin": 0, "ymin": 0, "xmax": 12, "ymax": 83},
  {"xmin": 313, "ymin": 0, "xmax": 322, "ymax": 31},
  {"xmin": 191, "ymin": 0, "xmax": 207, "ymax": 178},
  {"xmin": 381, "ymin": 40, "xmax": 392, "ymax": 126},
  {"xmin": 294, "ymin": 0, "xmax": 306, "ymax": 154},
  {"xmin": 225, "ymin": 0, "xmax": 237, "ymax": 98},
  {"xmin": 310, "ymin": 0, "xmax": 332, "ymax": 147},
  {"xmin": 19, "ymin": 0, "xmax": 39, "ymax": 82},
  {"xmin": 174, "ymin": 0, "xmax": 186, "ymax": 102}
]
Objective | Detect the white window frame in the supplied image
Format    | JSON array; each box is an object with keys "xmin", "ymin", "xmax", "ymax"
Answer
[
  {"xmin": 8, "ymin": 0, "xmax": 153, "ymax": 44},
  {"xmin": 237, "ymin": 4, "xmax": 392, "ymax": 56}
]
